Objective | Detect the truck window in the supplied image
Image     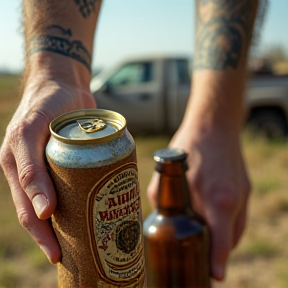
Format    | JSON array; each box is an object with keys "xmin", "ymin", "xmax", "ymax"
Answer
[
  {"xmin": 108, "ymin": 62, "xmax": 153, "ymax": 88},
  {"xmin": 176, "ymin": 60, "xmax": 190, "ymax": 84}
]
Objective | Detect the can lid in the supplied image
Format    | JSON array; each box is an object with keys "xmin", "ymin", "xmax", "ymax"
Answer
[
  {"xmin": 50, "ymin": 109, "xmax": 126, "ymax": 143},
  {"xmin": 153, "ymin": 148, "xmax": 187, "ymax": 163},
  {"xmin": 58, "ymin": 118, "xmax": 117, "ymax": 140}
]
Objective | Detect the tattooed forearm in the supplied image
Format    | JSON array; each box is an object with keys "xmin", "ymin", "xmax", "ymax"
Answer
[
  {"xmin": 75, "ymin": 0, "xmax": 98, "ymax": 18},
  {"xmin": 194, "ymin": 0, "xmax": 259, "ymax": 70},
  {"xmin": 28, "ymin": 27, "xmax": 91, "ymax": 71}
]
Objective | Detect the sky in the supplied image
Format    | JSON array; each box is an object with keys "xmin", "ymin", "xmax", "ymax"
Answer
[{"xmin": 0, "ymin": 0, "xmax": 288, "ymax": 73}]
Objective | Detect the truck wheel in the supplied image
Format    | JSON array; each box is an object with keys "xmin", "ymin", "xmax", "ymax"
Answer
[{"xmin": 248, "ymin": 110, "xmax": 288, "ymax": 141}]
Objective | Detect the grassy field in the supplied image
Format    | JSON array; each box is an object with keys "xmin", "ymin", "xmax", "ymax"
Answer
[{"xmin": 1, "ymin": 75, "xmax": 288, "ymax": 288}]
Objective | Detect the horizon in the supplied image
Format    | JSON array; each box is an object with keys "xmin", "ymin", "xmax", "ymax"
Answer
[{"xmin": 0, "ymin": 0, "xmax": 288, "ymax": 74}]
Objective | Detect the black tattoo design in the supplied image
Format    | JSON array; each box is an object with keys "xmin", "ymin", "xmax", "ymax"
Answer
[
  {"xmin": 75, "ymin": 0, "xmax": 98, "ymax": 18},
  {"xmin": 46, "ymin": 25, "xmax": 72, "ymax": 37},
  {"xmin": 28, "ymin": 31, "xmax": 91, "ymax": 71},
  {"xmin": 194, "ymin": 0, "xmax": 258, "ymax": 70}
]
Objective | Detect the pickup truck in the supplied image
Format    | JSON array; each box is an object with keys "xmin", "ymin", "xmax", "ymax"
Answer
[{"xmin": 91, "ymin": 55, "xmax": 288, "ymax": 139}]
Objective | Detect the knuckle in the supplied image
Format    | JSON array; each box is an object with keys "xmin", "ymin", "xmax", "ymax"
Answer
[
  {"xmin": 0, "ymin": 134, "xmax": 14, "ymax": 167},
  {"xmin": 0, "ymin": 145, "xmax": 8, "ymax": 168},
  {"xmin": 0, "ymin": 147, "xmax": 14, "ymax": 174},
  {"xmin": 19, "ymin": 164, "xmax": 39, "ymax": 191},
  {"xmin": 7, "ymin": 119, "xmax": 25, "ymax": 139},
  {"xmin": 18, "ymin": 211, "xmax": 34, "ymax": 231},
  {"xmin": 211, "ymin": 186, "xmax": 240, "ymax": 212},
  {"xmin": 5, "ymin": 115, "xmax": 39, "ymax": 147},
  {"xmin": 11, "ymin": 121, "xmax": 30, "ymax": 143},
  {"xmin": 0, "ymin": 124, "xmax": 25, "ymax": 164}
]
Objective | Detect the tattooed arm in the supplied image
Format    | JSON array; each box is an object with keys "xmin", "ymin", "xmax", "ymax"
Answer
[
  {"xmin": 23, "ymin": 0, "xmax": 100, "ymax": 85},
  {"xmin": 148, "ymin": 0, "xmax": 259, "ymax": 280},
  {"xmin": 0, "ymin": 0, "xmax": 102, "ymax": 263}
]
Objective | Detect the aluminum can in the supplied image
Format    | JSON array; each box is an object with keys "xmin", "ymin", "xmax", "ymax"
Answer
[{"xmin": 46, "ymin": 109, "xmax": 146, "ymax": 288}]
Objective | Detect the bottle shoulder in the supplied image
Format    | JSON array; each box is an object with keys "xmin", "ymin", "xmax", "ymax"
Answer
[{"xmin": 143, "ymin": 209, "xmax": 207, "ymax": 239}]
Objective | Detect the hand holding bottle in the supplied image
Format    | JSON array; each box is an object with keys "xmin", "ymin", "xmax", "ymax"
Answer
[{"xmin": 147, "ymin": 124, "xmax": 250, "ymax": 281}]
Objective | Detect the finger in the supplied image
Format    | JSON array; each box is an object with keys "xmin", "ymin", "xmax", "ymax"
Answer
[
  {"xmin": 232, "ymin": 209, "xmax": 246, "ymax": 250},
  {"xmin": 203, "ymin": 186, "xmax": 240, "ymax": 281},
  {"xmin": 231, "ymin": 160, "xmax": 251, "ymax": 248},
  {"xmin": 4, "ymin": 154, "xmax": 61, "ymax": 264},
  {"xmin": 147, "ymin": 172, "xmax": 159, "ymax": 208},
  {"xmin": 207, "ymin": 211, "xmax": 234, "ymax": 281},
  {"xmin": 11, "ymin": 115, "xmax": 56, "ymax": 219},
  {"xmin": 232, "ymin": 189, "xmax": 250, "ymax": 248}
]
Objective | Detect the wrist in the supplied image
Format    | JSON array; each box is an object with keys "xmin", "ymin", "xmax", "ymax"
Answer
[
  {"xmin": 24, "ymin": 52, "xmax": 91, "ymax": 91},
  {"xmin": 178, "ymin": 104, "xmax": 243, "ymax": 146},
  {"xmin": 184, "ymin": 71, "xmax": 245, "ymax": 137},
  {"xmin": 170, "ymin": 114, "xmax": 242, "ymax": 163},
  {"xmin": 19, "ymin": 52, "xmax": 96, "ymax": 114},
  {"xmin": 185, "ymin": 106, "xmax": 243, "ymax": 138}
]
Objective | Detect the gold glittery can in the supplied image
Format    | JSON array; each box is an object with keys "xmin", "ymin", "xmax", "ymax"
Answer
[{"xmin": 46, "ymin": 109, "xmax": 146, "ymax": 288}]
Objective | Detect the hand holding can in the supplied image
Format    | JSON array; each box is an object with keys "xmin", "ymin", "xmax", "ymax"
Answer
[{"xmin": 46, "ymin": 109, "xmax": 146, "ymax": 288}]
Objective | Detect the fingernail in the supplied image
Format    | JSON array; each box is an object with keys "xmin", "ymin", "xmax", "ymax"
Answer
[
  {"xmin": 32, "ymin": 194, "xmax": 48, "ymax": 218},
  {"xmin": 40, "ymin": 245, "xmax": 53, "ymax": 264},
  {"xmin": 213, "ymin": 266, "xmax": 225, "ymax": 280},
  {"xmin": 41, "ymin": 243, "xmax": 61, "ymax": 264}
]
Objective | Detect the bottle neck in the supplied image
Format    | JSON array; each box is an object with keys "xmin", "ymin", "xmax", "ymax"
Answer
[{"xmin": 156, "ymin": 162, "xmax": 192, "ymax": 214}]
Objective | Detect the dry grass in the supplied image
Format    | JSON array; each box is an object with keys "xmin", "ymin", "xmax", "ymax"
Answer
[
  {"xmin": 1, "ymin": 75, "xmax": 288, "ymax": 288},
  {"xmin": 273, "ymin": 61, "xmax": 288, "ymax": 75},
  {"xmin": 213, "ymin": 135, "xmax": 288, "ymax": 288}
]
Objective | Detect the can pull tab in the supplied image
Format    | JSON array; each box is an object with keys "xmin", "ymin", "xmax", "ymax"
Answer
[{"xmin": 77, "ymin": 119, "xmax": 107, "ymax": 133}]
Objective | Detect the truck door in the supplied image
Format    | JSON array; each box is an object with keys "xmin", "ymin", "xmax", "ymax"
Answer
[
  {"xmin": 165, "ymin": 59, "xmax": 191, "ymax": 132},
  {"xmin": 95, "ymin": 61, "xmax": 162, "ymax": 133}
]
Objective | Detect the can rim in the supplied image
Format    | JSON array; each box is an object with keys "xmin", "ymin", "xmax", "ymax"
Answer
[{"xmin": 49, "ymin": 109, "xmax": 126, "ymax": 144}]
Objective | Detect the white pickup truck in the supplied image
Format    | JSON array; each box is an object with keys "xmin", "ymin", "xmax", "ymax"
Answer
[{"xmin": 91, "ymin": 55, "xmax": 288, "ymax": 139}]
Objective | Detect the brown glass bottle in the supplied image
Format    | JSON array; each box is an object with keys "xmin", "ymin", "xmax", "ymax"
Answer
[{"xmin": 143, "ymin": 148, "xmax": 210, "ymax": 288}]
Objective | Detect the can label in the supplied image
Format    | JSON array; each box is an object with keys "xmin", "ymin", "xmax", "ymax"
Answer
[{"xmin": 88, "ymin": 163, "xmax": 145, "ymax": 283}]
